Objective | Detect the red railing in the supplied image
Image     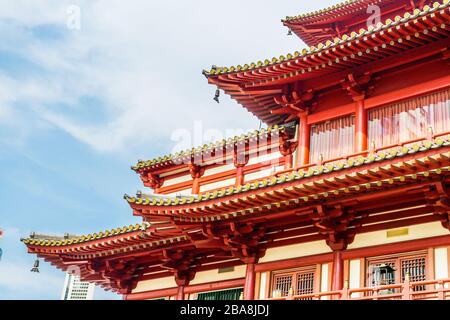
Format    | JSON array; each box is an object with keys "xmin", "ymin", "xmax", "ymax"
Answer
[
  {"xmin": 268, "ymin": 278, "xmax": 450, "ymax": 300},
  {"xmin": 275, "ymin": 130, "xmax": 450, "ymax": 177}
]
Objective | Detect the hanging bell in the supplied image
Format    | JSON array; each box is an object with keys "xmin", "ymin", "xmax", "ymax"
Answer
[
  {"xmin": 30, "ymin": 259, "xmax": 40, "ymax": 273},
  {"xmin": 213, "ymin": 89, "xmax": 220, "ymax": 103},
  {"xmin": 287, "ymin": 29, "xmax": 293, "ymax": 36}
]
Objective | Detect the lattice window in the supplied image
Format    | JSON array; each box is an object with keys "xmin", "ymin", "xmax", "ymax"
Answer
[
  {"xmin": 366, "ymin": 251, "xmax": 428, "ymax": 293},
  {"xmin": 401, "ymin": 256, "xmax": 427, "ymax": 291},
  {"xmin": 296, "ymin": 271, "xmax": 315, "ymax": 295},
  {"xmin": 273, "ymin": 274, "xmax": 293, "ymax": 297},
  {"xmin": 271, "ymin": 266, "xmax": 316, "ymax": 298}
]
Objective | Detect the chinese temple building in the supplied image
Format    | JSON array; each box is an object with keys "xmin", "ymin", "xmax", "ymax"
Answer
[{"xmin": 23, "ymin": 0, "xmax": 450, "ymax": 300}]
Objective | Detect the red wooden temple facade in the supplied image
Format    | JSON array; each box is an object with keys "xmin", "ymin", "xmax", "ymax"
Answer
[{"xmin": 23, "ymin": 0, "xmax": 450, "ymax": 300}]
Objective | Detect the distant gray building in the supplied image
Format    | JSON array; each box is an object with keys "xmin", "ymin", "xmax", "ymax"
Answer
[{"xmin": 61, "ymin": 272, "xmax": 95, "ymax": 300}]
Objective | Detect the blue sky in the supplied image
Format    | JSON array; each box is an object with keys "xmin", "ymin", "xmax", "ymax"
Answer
[{"xmin": 0, "ymin": 0, "xmax": 341, "ymax": 299}]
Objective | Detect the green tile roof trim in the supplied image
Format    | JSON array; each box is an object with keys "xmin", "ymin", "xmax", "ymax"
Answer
[
  {"xmin": 125, "ymin": 136, "xmax": 450, "ymax": 207},
  {"xmin": 22, "ymin": 223, "xmax": 146, "ymax": 247},
  {"xmin": 204, "ymin": 1, "xmax": 449, "ymax": 76},
  {"xmin": 132, "ymin": 124, "xmax": 289, "ymax": 171}
]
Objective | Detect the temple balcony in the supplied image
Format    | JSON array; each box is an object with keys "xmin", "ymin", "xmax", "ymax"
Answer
[{"xmin": 268, "ymin": 277, "xmax": 450, "ymax": 301}]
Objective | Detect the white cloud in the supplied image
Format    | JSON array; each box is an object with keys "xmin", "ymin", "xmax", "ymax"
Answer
[{"xmin": 0, "ymin": 0, "xmax": 343, "ymax": 155}]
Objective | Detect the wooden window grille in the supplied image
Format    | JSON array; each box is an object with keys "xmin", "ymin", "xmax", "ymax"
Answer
[
  {"xmin": 296, "ymin": 271, "xmax": 315, "ymax": 296},
  {"xmin": 273, "ymin": 274, "xmax": 293, "ymax": 297},
  {"xmin": 366, "ymin": 251, "xmax": 428, "ymax": 295},
  {"xmin": 271, "ymin": 266, "xmax": 316, "ymax": 298},
  {"xmin": 401, "ymin": 256, "xmax": 427, "ymax": 291}
]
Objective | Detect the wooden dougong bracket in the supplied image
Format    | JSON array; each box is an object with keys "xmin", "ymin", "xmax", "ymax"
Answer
[
  {"xmin": 141, "ymin": 173, "xmax": 163, "ymax": 189},
  {"xmin": 311, "ymin": 205, "xmax": 356, "ymax": 251},
  {"xmin": 272, "ymin": 85, "xmax": 316, "ymax": 122},
  {"xmin": 86, "ymin": 259, "xmax": 139, "ymax": 294},
  {"xmin": 427, "ymin": 181, "xmax": 450, "ymax": 231}
]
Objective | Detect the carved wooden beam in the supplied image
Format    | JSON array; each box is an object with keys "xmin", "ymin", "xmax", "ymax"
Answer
[
  {"xmin": 86, "ymin": 259, "xmax": 139, "ymax": 294},
  {"xmin": 188, "ymin": 163, "xmax": 205, "ymax": 179},
  {"xmin": 341, "ymin": 72, "xmax": 374, "ymax": 101},
  {"xmin": 272, "ymin": 87, "xmax": 316, "ymax": 122},
  {"xmin": 201, "ymin": 222, "xmax": 266, "ymax": 262},
  {"xmin": 310, "ymin": 205, "xmax": 356, "ymax": 251},
  {"xmin": 426, "ymin": 181, "xmax": 450, "ymax": 231},
  {"xmin": 141, "ymin": 173, "xmax": 163, "ymax": 189}
]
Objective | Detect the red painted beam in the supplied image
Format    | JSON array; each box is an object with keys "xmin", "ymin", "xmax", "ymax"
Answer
[
  {"xmin": 343, "ymin": 234, "xmax": 450, "ymax": 260},
  {"xmin": 255, "ymin": 252, "xmax": 333, "ymax": 272}
]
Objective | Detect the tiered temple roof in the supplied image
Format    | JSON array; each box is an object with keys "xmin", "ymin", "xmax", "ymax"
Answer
[
  {"xmin": 22, "ymin": 0, "xmax": 450, "ymax": 295},
  {"xmin": 22, "ymin": 134, "xmax": 450, "ymax": 292},
  {"xmin": 205, "ymin": 1, "xmax": 449, "ymax": 124},
  {"xmin": 283, "ymin": 0, "xmax": 435, "ymax": 46}
]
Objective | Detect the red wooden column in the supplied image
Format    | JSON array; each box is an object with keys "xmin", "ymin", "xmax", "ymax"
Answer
[
  {"xmin": 233, "ymin": 149, "xmax": 249, "ymax": 187},
  {"xmin": 354, "ymin": 98, "xmax": 368, "ymax": 153},
  {"xmin": 175, "ymin": 269, "xmax": 196, "ymax": 300},
  {"xmin": 342, "ymin": 73, "xmax": 371, "ymax": 153},
  {"xmin": 332, "ymin": 250, "xmax": 344, "ymax": 291},
  {"xmin": 235, "ymin": 165, "xmax": 245, "ymax": 186},
  {"xmin": 188, "ymin": 163, "xmax": 204, "ymax": 195},
  {"xmin": 297, "ymin": 111, "xmax": 310, "ymax": 166},
  {"xmin": 243, "ymin": 257, "xmax": 257, "ymax": 300}
]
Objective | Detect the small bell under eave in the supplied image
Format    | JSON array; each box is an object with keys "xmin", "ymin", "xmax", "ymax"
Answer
[
  {"xmin": 30, "ymin": 259, "xmax": 40, "ymax": 273},
  {"xmin": 213, "ymin": 89, "xmax": 220, "ymax": 103},
  {"xmin": 287, "ymin": 29, "xmax": 293, "ymax": 36}
]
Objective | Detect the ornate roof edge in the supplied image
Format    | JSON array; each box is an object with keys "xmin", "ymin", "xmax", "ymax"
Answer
[
  {"xmin": 21, "ymin": 223, "xmax": 147, "ymax": 247},
  {"xmin": 283, "ymin": 0, "xmax": 368, "ymax": 23},
  {"xmin": 203, "ymin": 1, "xmax": 448, "ymax": 77},
  {"xmin": 125, "ymin": 137, "xmax": 450, "ymax": 207},
  {"xmin": 132, "ymin": 124, "xmax": 292, "ymax": 171}
]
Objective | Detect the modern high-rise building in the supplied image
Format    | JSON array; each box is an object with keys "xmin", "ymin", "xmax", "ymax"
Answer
[{"xmin": 61, "ymin": 272, "xmax": 95, "ymax": 300}]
